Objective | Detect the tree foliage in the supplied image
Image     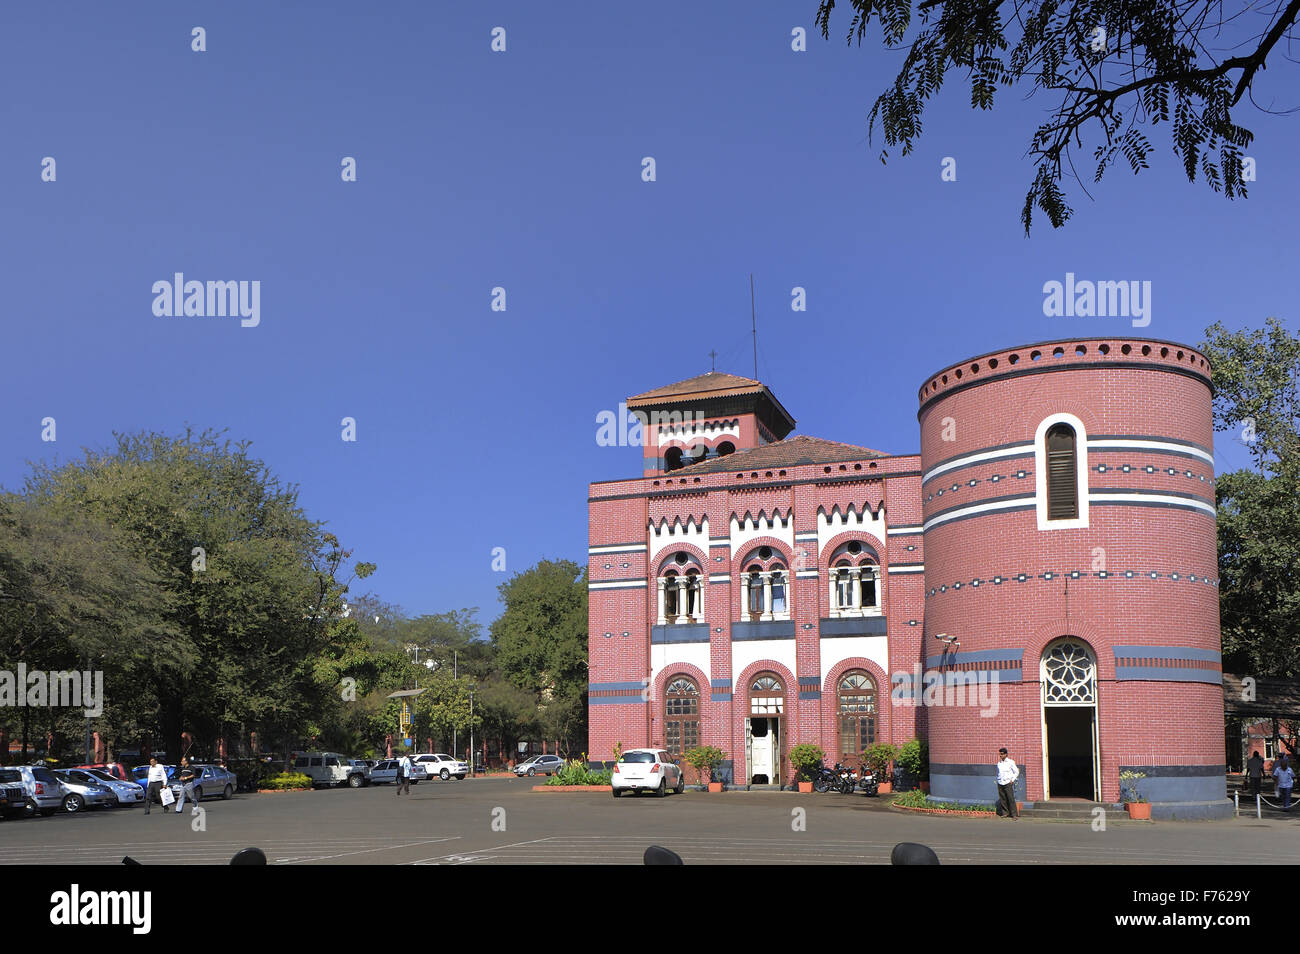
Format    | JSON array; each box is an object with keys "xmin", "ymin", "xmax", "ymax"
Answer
[
  {"xmin": 817, "ymin": 0, "xmax": 1298, "ymax": 232},
  {"xmin": 490, "ymin": 559, "xmax": 589, "ymax": 751},
  {"xmin": 1201, "ymin": 318, "xmax": 1300, "ymax": 677}
]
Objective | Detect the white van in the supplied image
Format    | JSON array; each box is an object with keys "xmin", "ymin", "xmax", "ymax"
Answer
[{"xmin": 292, "ymin": 752, "xmax": 369, "ymax": 789}]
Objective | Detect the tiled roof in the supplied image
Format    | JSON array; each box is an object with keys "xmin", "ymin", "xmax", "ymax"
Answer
[
  {"xmin": 627, "ymin": 371, "xmax": 764, "ymax": 405},
  {"xmin": 669, "ymin": 434, "xmax": 889, "ymax": 475}
]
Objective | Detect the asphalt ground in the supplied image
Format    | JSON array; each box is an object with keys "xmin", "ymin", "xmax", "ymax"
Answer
[{"xmin": 2, "ymin": 774, "xmax": 1296, "ymax": 866}]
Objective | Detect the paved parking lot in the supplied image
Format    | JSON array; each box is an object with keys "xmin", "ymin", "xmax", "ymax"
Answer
[{"xmin": 2, "ymin": 775, "xmax": 1294, "ymax": 865}]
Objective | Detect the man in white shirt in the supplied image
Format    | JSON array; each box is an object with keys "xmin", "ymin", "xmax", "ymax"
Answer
[
  {"xmin": 397, "ymin": 754, "xmax": 412, "ymax": 797},
  {"xmin": 995, "ymin": 748, "xmax": 1019, "ymax": 819},
  {"xmin": 143, "ymin": 758, "xmax": 169, "ymax": 815}
]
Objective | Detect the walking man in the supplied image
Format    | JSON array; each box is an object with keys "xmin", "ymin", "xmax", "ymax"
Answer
[
  {"xmin": 143, "ymin": 757, "xmax": 167, "ymax": 816},
  {"xmin": 995, "ymin": 747, "xmax": 1019, "ymax": 819},
  {"xmin": 397, "ymin": 753, "xmax": 411, "ymax": 796},
  {"xmin": 1274, "ymin": 755, "xmax": 1294, "ymax": 810},
  {"xmin": 175, "ymin": 757, "xmax": 198, "ymax": 813},
  {"xmin": 1246, "ymin": 750, "xmax": 1265, "ymax": 797}
]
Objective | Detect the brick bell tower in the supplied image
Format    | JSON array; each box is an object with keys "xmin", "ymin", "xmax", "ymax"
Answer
[{"xmin": 625, "ymin": 372, "xmax": 797, "ymax": 476}]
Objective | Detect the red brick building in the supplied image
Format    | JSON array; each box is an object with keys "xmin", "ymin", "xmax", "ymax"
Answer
[{"xmin": 588, "ymin": 337, "xmax": 1229, "ymax": 818}]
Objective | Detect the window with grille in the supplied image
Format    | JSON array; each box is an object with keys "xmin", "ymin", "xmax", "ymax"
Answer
[
  {"xmin": 750, "ymin": 674, "xmax": 784, "ymax": 714},
  {"xmin": 1046, "ymin": 423, "xmax": 1078, "ymax": 520},
  {"xmin": 838, "ymin": 672, "xmax": 876, "ymax": 759},
  {"xmin": 665, "ymin": 677, "xmax": 700, "ymax": 757}
]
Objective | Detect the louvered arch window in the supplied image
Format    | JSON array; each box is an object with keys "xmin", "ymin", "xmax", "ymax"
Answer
[{"xmin": 1045, "ymin": 423, "xmax": 1078, "ymax": 520}]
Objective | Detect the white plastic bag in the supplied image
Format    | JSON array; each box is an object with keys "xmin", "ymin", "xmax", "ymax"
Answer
[{"xmin": 159, "ymin": 785, "xmax": 175, "ymax": 806}]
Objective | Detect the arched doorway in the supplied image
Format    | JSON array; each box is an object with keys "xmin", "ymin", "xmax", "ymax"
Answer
[
  {"xmin": 1040, "ymin": 639, "xmax": 1099, "ymax": 800},
  {"xmin": 746, "ymin": 674, "xmax": 784, "ymax": 785}
]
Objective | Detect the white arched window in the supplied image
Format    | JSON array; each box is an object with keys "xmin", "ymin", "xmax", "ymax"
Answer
[
  {"xmin": 1034, "ymin": 413, "xmax": 1089, "ymax": 530},
  {"xmin": 739, "ymin": 546, "xmax": 791, "ymax": 622},
  {"xmin": 657, "ymin": 553, "xmax": 703, "ymax": 625},
  {"xmin": 827, "ymin": 542, "xmax": 882, "ymax": 618}
]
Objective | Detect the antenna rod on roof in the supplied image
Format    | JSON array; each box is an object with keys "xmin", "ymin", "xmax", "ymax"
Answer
[{"xmin": 750, "ymin": 273, "xmax": 758, "ymax": 380}]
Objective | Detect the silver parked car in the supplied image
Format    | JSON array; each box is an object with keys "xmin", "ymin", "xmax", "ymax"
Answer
[
  {"xmin": 514, "ymin": 754, "xmax": 565, "ymax": 777},
  {"xmin": 14, "ymin": 765, "xmax": 68, "ymax": 816},
  {"xmin": 53, "ymin": 769, "xmax": 117, "ymax": 812},
  {"xmin": 62, "ymin": 768, "xmax": 143, "ymax": 807},
  {"xmin": 169, "ymin": 763, "xmax": 237, "ymax": 802}
]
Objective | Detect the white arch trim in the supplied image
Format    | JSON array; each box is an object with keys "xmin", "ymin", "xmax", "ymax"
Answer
[{"xmin": 1035, "ymin": 413, "xmax": 1089, "ymax": 531}]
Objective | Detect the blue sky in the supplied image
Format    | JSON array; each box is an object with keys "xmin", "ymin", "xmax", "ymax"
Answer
[{"xmin": 1, "ymin": 1, "xmax": 1294, "ymax": 623}]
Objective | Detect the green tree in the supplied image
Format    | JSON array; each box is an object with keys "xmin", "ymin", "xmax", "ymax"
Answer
[
  {"xmin": 1201, "ymin": 318, "xmax": 1300, "ymax": 678},
  {"xmin": 490, "ymin": 559, "xmax": 589, "ymax": 751},
  {"xmin": 19, "ymin": 428, "xmax": 371, "ymax": 761},
  {"xmin": 816, "ymin": 0, "xmax": 1295, "ymax": 233}
]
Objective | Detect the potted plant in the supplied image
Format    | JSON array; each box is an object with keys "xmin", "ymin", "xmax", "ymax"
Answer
[
  {"xmin": 685, "ymin": 745, "xmax": 727, "ymax": 792},
  {"xmin": 897, "ymin": 738, "xmax": 929, "ymax": 792},
  {"xmin": 788, "ymin": 743, "xmax": 826, "ymax": 793},
  {"xmin": 863, "ymin": 742, "xmax": 899, "ymax": 794},
  {"xmin": 1120, "ymin": 770, "xmax": 1151, "ymax": 818}
]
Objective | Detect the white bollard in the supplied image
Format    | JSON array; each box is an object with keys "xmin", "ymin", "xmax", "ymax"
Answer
[{"xmin": 1257, "ymin": 793, "xmax": 1262, "ymax": 819}]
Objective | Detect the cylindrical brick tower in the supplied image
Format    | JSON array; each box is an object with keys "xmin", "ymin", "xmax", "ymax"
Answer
[{"xmin": 917, "ymin": 338, "xmax": 1228, "ymax": 819}]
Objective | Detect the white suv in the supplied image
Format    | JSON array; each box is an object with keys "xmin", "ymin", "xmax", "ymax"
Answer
[
  {"xmin": 611, "ymin": 749, "xmax": 684, "ymax": 798},
  {"xmin": 412, "ymin": 753, "xmax": 468, "ymax": 781}
]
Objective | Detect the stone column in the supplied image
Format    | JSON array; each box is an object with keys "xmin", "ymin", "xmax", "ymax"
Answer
[
  {"xmin": 851, "ymin": 568, "xmax": 862, "ymax": 612},
  {"xmin": 657, "ymin": 578, "xmax": 667, "ymax": 625},
  {"xmin": 741, "ymin": 574, "xmax": 750, "ymax": 618},
  {"xmin": 762, "ymin": 573, "xmax": 773, "ymax": 622},
  {"xmin": 676, "ymin": 578, "xmax": 688, "ymax": 623}
]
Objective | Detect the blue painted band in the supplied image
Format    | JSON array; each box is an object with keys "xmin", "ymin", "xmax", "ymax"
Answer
[
  {"xmin": 926, "ymin": 648, "xmax": 1025, "ymax": 667},
  {"xmin": 730, "ymin": 620, "xmax": 796, "ymax": 640},
  {"xmin": 1116, "ymin": 667, "xmax": 1222, "ymax": 684},
  {"xmin": 589, "ymin": 695, "xmax": 645, "ymax": 706},
  {"xmin": 820, "ymin": 616, "xmax": 888, "ymax": 636},
  {"xmin": 651, "ymin": 623, "xmax": 711, "ymax": 644},
  {"xmin": 1113, "ymin": 645, "xmax": 1221, "ymax": 661},
  {"xmin": 589, "ymin": 681, "xmax": 647, "ymax": 691}
]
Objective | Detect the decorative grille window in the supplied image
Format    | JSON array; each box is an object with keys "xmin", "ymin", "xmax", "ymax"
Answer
[{"xmin": 1042, "ymin": 641, "xmax": 1096, "ymax": 705}]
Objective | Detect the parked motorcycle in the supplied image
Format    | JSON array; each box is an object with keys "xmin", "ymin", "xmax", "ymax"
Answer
[
  {"xmin": 856, "ymin": 765, "xmax": 879, "ymax": 797},
  {"xmin": 832, "ymin": 762, "xmax": 857, "ymax": 794},
  {"xmin": 811, "ymin": 761, "xmax": 839, "ymax": 793}
]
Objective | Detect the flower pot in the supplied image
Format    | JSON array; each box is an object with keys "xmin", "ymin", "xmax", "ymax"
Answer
[
  {"xmin": 877, "ymin": 781, "xmax": 892, "ymax": 794},
  {"xmin": 919, "ymin": 781, "xmax": 930, "ymax": 793},
  {"xmin": 708, "ymin": 782, "xmax": 723, "ymax": 793},
  {"xmin": 797, "ymin": 781, "xmax": 813, "ymax": 793},
  {"xmin": 1126, "ymin": 801, "xmax": 1152, "ymax": 819}
]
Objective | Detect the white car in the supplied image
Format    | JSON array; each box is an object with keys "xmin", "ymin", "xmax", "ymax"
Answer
[
  {"xmin": 611, "ymin": 749, "xmax": 684, "ymax": 798},
  {"xmin": 370, "ymin": 758, "xmax": 426, "ymax": 784},
  {"xmin": 413, "ymin": 753, "xmax": 468, "ymax": 781},
  {"xmin": 514, "ymin": 754, "xmax": 564, "ymax": 777},
  {"xmin": 70, "ymin": 768, "xmax": 144, "ymax": 807}
]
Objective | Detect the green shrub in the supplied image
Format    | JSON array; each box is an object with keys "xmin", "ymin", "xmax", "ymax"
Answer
[
  {"xmin": 891, "ymin": 789, "xmax": 993, "ymax": 812},
  {"xmin": 787, "ymin": 743, "xmax": 826, "ymax": 782},
  {"xmin": 544, "ymin": 758, "xmax": 613, "ymax": 786},
  {"xmin": 259, "ymin": 772, "xmax": 312, "ymax": 791},
  {"xmin": 891, "ymin": 788, "xmax": 929, "ymax": 807},
  {"xmin": 863, "ymin": 742, "xmax": 899, "ymax": 780},
  {"xmin": 897, "ymin": 738, "xmax": 929, "ymax": 786},
  {"xmin": 684, "ymin": 745, "xmax": 727, "ymax": 784}
]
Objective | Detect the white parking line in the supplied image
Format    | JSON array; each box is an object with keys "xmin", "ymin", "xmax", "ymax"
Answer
[
  {"xmin": 407, "ymin": 836, "xmax": 558, "ymax": 865},
  {"xmin": 274, "ymin": 837, "xmax": 461, "ymax": 864}
]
